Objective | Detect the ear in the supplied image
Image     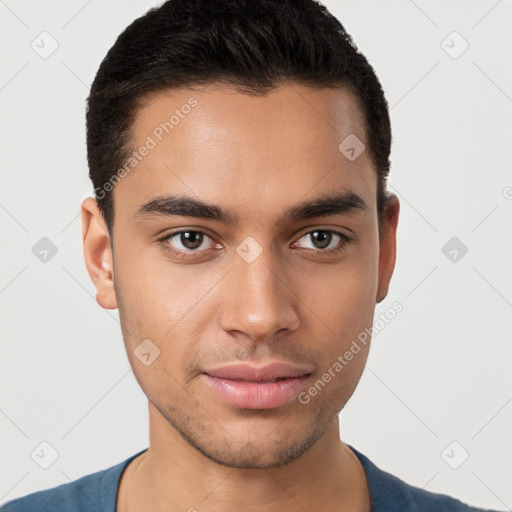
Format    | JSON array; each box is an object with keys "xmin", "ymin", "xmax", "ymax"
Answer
[
  {"xmin": 376, "ymin": 193, "xmax": 400, "ymax": 304},
  {"xmin": 81, "ymin": 197, "xmax": 118, "ymax": 310}
]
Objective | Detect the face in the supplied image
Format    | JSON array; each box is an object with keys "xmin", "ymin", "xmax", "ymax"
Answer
[{"xmin": 82, "ymin": 82, "xmax": 398, "ymax": 469}]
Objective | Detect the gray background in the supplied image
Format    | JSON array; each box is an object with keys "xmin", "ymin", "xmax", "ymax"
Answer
[{"xmin": 1, "ymin": 0, "xmax": 511, "ymax": 509}]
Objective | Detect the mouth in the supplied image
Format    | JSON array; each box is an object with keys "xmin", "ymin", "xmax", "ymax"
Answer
[{"xmin": 202, "ymin": 362, "xmax": 312, "ymax": 409}]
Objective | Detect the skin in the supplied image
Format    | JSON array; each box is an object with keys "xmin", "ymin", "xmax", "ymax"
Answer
[{"xmin": 81, "ymin": 81, "xmax": 399, "ymax": 512}]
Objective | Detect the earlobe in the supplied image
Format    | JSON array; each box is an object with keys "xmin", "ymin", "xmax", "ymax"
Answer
[
  {"xmin": 81, "ymin": 197, "xmax": 118, "ymax": 310},
  {"xmin": 376, "ymin": 194, "xmax": 400, "ymax": 304}
]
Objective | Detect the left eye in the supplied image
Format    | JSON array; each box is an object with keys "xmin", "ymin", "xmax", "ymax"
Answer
[{"xmin": 294, "ymin": 230, "xmax": 350, "ymax": 251}]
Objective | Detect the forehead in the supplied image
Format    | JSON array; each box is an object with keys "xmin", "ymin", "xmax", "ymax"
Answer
[
  {"xmin": 115, "ymin": 82, "xmax": 376, "ymax": 223},
  {"xmin": 133, "ymin": 81, "xmax": 368, "ymax": 151}
]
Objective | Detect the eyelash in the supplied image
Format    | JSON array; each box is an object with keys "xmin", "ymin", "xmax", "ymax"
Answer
[{"xmin": 158, "ymin": 229, "xmax": 353, "ymax": 259}]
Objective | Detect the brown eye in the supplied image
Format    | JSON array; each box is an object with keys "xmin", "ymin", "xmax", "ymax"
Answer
[
  {"xmin": 179, "ymin": 231, "xmax": 204, "ymax": 250},
  {"xmin": 295, "ymin": 230, "xmax": 350, "ymax": 252},
  {"xmin": 309, "ymin": 230, "xmax": 332, "ymax": 249},
  {"xmin": 160, "ymin": 230, "xmax": 215, "ymax": 256}
]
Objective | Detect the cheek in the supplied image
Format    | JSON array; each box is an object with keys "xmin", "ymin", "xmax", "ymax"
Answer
[
  {"xmin": 113, "ymin": 250, "xmax": 219, "ymax": 384},
  {"xmin": 314, "ymin": 246, "xmax": 378, "ymax": 328},
  {"xmin": 306, "ymin": 241, "xmax": 378, "ymax": 380},
  {"xmin": 113, "ymin": 241, "xmax": 208, "ymax": 334}
]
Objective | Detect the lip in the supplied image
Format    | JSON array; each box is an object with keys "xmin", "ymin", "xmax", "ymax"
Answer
[{"xmin": 202, "ymin": 362, "xmax": 312, "ymax": 409}]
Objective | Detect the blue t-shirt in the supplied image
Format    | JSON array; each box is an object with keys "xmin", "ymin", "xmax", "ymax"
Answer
[{"xmin": 0, "ymin": 445, "xmax": 502, "ymax": 511}]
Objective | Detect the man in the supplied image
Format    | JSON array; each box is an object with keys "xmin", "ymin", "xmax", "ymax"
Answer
[{"xmin": 1, "ymin": 0, "xmax": 502, "ymax": 511}]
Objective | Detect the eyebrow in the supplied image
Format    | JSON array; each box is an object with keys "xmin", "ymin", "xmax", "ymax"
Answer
[{"xmin": 135, "ymin": 191, "xmax": 366, "ymax": 225}]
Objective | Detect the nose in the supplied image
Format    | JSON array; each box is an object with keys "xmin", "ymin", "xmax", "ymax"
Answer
[{"xmin": 218, "ymin": 245, "xmax": 300, "ymax": 343}]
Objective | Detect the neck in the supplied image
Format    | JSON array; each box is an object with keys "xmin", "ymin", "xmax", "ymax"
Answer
[{"xmin": 117, "ymin": 402, "xmax": 370, "ymax": 512}]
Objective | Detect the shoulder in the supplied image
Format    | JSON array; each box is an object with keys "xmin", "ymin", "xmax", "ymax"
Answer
[
  {"xmin": 348, "ymin": 445, "xmax": 501, "ymax": 512},
  {"xmin": 0, "ymin": 450, "xmax": 146, "ymax": 512}
]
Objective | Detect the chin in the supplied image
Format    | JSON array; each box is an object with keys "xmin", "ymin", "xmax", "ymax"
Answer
[
  {"xmin": 183, "ymin": 421, "xmax": 324, "ymax": 470},
  {"xmin": 197, "ymin": 441, "xmax": 312, "ymax": 469}
]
